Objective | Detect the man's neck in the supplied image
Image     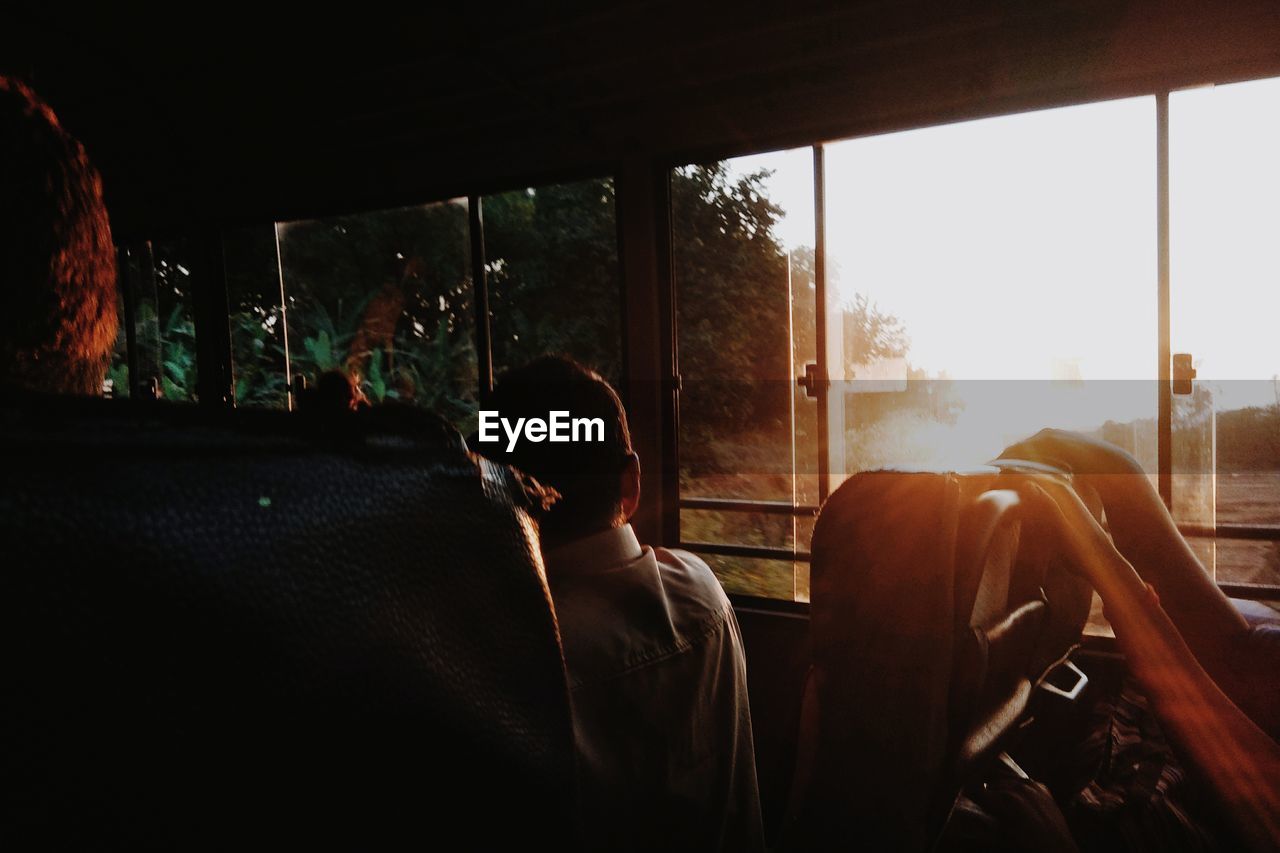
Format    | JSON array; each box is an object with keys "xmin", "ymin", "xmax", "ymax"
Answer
[{"xmin": 542, "ymin": 523, "xmax": 643, "ymax": 577}]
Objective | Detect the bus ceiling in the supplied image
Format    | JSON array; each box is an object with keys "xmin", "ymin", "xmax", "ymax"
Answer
[{"xmin": 3, "ymin": 2, "xmax": 1279, "ymax": 238}]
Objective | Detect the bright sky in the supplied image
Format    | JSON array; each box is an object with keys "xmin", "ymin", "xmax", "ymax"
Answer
[
  {"xmin": 728, "ymin": 77, "xmax": 1280, "ymax": 433},
  {"xmin": 1171, "ymin": 77, "xmax": 1280, "ymax": 404}
]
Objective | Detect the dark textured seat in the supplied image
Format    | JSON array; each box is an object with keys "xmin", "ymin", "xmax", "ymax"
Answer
[
  {"xmin": 785, "ymin": 469, "xmax": 1092, "ymax": 852},
  {"xmin": 1, "ymin": 394, "xmax": 579, "ymax": 850}
]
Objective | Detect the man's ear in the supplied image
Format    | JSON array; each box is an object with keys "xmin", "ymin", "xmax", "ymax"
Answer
[{"xmin": 619, "ymin": 453, "xmax": 641, "ymax": 522}]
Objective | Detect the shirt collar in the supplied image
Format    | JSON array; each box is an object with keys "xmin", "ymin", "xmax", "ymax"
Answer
[{"xmin": 543, "ymin": 523, "xmax": 644, "ymax": 576}]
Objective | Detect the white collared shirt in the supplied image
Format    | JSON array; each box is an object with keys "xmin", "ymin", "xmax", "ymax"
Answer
[{"xmin": 544, "ymin": 524, "xmax": 764, "ymax": 852}]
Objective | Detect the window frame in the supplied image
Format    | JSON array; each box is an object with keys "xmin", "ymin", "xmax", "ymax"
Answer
[
  {"xmin": 115, "ymin": 86, "xmax": 1280, "ymax": 607},
  {"xmin": 663, "ymin": 86, "xmax": 1280, "ymax": 605},
  {"xmin": 148, "ymin": 173, "xmax": 625, "ymax": 418}
]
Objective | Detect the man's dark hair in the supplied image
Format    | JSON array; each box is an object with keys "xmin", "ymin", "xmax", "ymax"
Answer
[
  {"xmin": 478, "ymin": 356, "xmax": 633, "ymax": 541},
  {"xmin": 0, "ymin": 76, "xmax": 117, "ymax": 395},
  {"xmin": 298, "ymin": 369, "xmax": 369, "ymax": 415}
]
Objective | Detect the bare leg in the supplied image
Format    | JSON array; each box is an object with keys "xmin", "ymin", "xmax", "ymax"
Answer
[
  {"xmin": 999, "ymin": 431, "xmax": 1274, "ymax": 733},
  {"xmin": 1018, "ymin": 476, "xmax": 1280, "ymax": 853}
]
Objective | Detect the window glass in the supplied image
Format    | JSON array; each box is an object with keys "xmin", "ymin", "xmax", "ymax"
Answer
[
  {"xmin": 152, "ymin": 241, "xmax": 200, "ymax": 402},
  {"xmin": 1188, "ymin": 538, "xmax": 1280, "ymax": 590},
  {"xmin": 484, "ymin": 179, "xmax": 622, "ymax": 386},
  {"xmin": 276, "ymin": 199, "xmax": 478, "ymax": 427},
  {"xmin": 224, "ymin": 225, "xmax": 290, "ymax": 409},
  {"xmin": 824, "ymin": 97, "xmax": 1159, "ymax": 483},
  {"xmin": 680, "ymin": 508, "xmax": 794, "ymax": 551},
  {"xmin": 795, "ymin": 514, "xmax": 815, "ymax": 602},
  {"xmin": 700, "ymin": 555, "xmax": 798, "ymax": 601},
  {"xmin": 105, "ymin": 283, "xmax": 129, "ymax": 398},
  {"xmin": 1171, "ymin": 77, "xmax": 1280, "ymax": 586},
  {"xmin": 672, "ymin": 149, "xmax": 817, "ymax": 598},
  {"xmin": 117, "ymin": 240, "xmax": 199, "ymax": 401}
]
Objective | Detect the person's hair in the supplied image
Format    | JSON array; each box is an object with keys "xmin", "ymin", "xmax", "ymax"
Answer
[
  {"xmin": 0, "ymin": 76, "xmax": 117, "ymax": 395},
  {"xmin": 478, "ymin": 356, "xmax": 633, "ymax": 541},
  {"xmin": 297, "ymin": 369, "xmax": 369, "ymax": 415}
]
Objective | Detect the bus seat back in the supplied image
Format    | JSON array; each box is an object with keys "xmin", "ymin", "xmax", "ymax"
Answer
[
  {"xmin": 787, "ymin": 469, "xmax": 1089, "ymax": 851},
  {"xmin": 1, "ymin": 395, "xmax": 579, "ymax": 850}
]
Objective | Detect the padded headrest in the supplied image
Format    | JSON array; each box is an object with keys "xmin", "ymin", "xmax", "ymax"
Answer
[{"xmin": 1, "ymin": 394, "xmax": 579, "ymax": 850}]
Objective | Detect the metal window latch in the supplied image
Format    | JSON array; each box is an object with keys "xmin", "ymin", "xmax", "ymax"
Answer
[
  {"xmin": 1173, "ymin": 353, "xmax": 1197, "ymax": 395},
  {"xmin": 797, "ymin": 363, "xmax": 826, "ymax": 399}
]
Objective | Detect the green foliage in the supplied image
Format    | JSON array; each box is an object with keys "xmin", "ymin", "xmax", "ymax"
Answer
[
  {"xmin": 218, "ymin": 184, "xmax": 622, "ymax": 422},
  {"xmin": 303, "ymin": 329, "xmax": 338, "ymax": 373},
  {"xmin": 222, "ymin": 202, "xmax": 480, "ymax": 419},
  {"xmin": 106, "ymin": 301, "xmax": 130, "ymax": 398},
  {"xmin": 105, "ymin": 361, "xmax": 130, "ymax": 399},
  {"xmin": 159, "ymin": 303, "xmax": 198, "ymax": 401},
  {"xmin": 673, "ymin": 163, "xmax": 793, "ymax": 433},
  {"xmin": 122, "ymin": 295, "xmax": 199, "ymax": 402},
  {"xmin": 230, "ymin": 307, "xmax": 289, "ymax": 407},
  {"xmin": 485, "ymin": 181, "xmax": 622, "ymax": 385},
  {"xmin": 671, "ymin": 162, "xmax": 916, "ymax": 495}
]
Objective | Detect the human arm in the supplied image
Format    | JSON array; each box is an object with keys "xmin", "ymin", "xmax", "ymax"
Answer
[{"xmin": 1017, "ymin": 475, "xmax": 1280, "ymax": 853}]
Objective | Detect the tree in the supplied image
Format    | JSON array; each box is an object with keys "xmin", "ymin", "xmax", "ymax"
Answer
[
  {"xmin": 672, "ymin": 163, "xmax": 794, "ymax": 458},
  {"xmin": 483, "ymin": 181, "xmax": 622, "ymax": 384},
  {"xmin": 275, "ymin": 202, "xmax": 477, "ymax": 420},
  {"xmin": 226, "ymin": 183, "xmax": 623, "ymax": 419}
]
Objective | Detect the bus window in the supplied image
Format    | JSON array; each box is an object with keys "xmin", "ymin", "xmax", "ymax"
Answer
[
  {"xmin": 1172, "ymin": 76, "xmax": 1280, "ymax": 586},
  {"xmin": 484, "ymin": 179, "xmax": 622, "ymax": 387},
  {"xmin": 216, "ymin": 183, "xmax": 622, "ymax": 423},
  {"xmin": 105, "ymin": 285, "xmax": 129, "ymax": 398},
  {"xmin": 664, "ymin": 87, "xmax": 1280, "ymax": 607},
  {"xmin": 276, "ymin": 199, "xmax": 478, "ymax": 426},
  {"xmin": 672, "ymin": 149, "xmax": 817, "ymax": 600},
  {"xmin": 117, "ymin": 239, "xmax": 200, "ymax": 402},
  {"xmin": 823, "ymin": 96, "xmax": 1159, "ymax": 485},
  {"xmin": 224, "ymin": 224, "xmax": 290, "ymax": 409}
]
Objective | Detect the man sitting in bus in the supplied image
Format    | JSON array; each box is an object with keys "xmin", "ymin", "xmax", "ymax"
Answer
[
  {"xmin": 473, "ymin": 356, "xmax": 764, "ymax": 852},
  {"xmin": 0, "ymin": 76, "xmax": 117, "ymax": 396}
]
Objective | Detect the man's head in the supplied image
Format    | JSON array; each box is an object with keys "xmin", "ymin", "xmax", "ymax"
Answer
[
  {"xmin": 298, "ymin": 369, "xmax": 369, "ymax": 415},
  {"xmin": 0, "ymin": 76, "xmax": 117, "ymax": 395},
  {"xmin": 478, "ymin": 356, "xmax": 639, "ymax": 546}
]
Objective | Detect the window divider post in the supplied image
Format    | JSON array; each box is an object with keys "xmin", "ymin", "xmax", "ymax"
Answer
[
  {"xmin": 1158, "ymin": 91, "xmax": 1173, "ymax": 509},
  {"xmin": 469, "ymin": 195, "xmax": 494, "ymax": 405}
]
